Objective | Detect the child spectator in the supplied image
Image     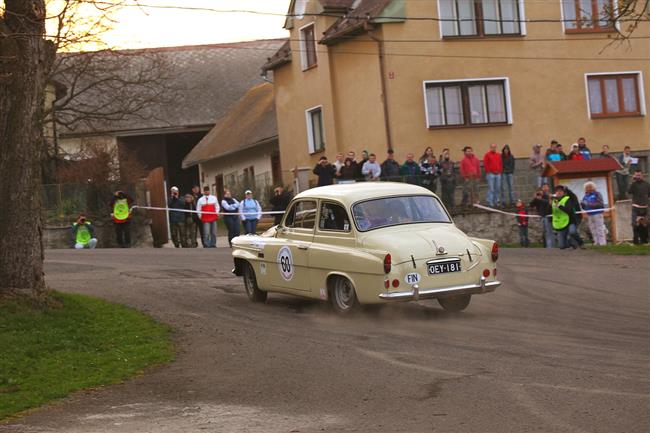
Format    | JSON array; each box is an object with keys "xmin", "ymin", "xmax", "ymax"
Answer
[{"xmin": 516, "ymin": 200, "xmax": 530, "ymax": 247}]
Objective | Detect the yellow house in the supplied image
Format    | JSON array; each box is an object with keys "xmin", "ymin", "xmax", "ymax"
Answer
[{"xmin": 263, "ymin": 0, "xmax": 650, "ymax": 189}]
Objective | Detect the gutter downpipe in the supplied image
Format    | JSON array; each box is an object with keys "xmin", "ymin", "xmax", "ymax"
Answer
[{"xmin": 367, "ymin": 26, "xmax": 393, "ymax": 151}]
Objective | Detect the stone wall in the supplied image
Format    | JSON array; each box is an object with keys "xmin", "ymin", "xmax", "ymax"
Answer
[
  {"xmin": 44, "ymin": 217, "xmax": 154, "ymax": 249},
  {"xmin": 452, "ymin": 209, "xmax": 542, "ymax": 245}
]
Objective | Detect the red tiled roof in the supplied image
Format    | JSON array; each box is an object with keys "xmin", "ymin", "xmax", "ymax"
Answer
[
  {"xmin": 261, "ymin": 40, "xmax": 291, "ymax": 72},
  {"xmin": 320, "ymin": 0, "xmax": 393, "ymax": 45},
  {"xmin": 319, "ymin": 0, "xmax": 355, "ymax": 10},
  {"xmin": 543, "ymin": 158, "xmax": 622, "ymax": 177}
]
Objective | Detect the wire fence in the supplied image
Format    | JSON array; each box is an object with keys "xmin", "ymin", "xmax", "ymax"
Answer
[{"xmin": 42, "ymin": 182, "xmax": 137, "ymax": 227}]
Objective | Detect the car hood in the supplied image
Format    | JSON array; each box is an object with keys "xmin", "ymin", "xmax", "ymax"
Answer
[{"xmin": 358, "ymin": 224, "xmax": 480, "ymax": 263}]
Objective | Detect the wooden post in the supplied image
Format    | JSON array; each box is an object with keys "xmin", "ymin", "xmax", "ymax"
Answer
[{"xmin": 607, "ymin": 173, "xmax": 617, "ymax": 243}]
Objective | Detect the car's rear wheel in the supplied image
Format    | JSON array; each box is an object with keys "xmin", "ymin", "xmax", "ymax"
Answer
[
  {"xmin": 437, "ymin": 294, "xmax": 471, "ymax": 312},
  {"xmin": 330, "ymin": 277, "xmax": 359, "ymax": 315},
  {"xmin": 243, "ymin": 262, "xmax": 267, "ymax": 303}
]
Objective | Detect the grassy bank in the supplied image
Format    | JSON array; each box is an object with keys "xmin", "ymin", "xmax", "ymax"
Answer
[{"xmin": 0, "ymin": 292, "xmax": 173, "ymax": 420}]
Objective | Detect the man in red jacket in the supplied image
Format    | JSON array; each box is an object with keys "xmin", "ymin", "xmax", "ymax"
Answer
[
  {"xmin": 460, "ymin": 146, "xmax": 481, "ymax": 207},
  {"xmin": 483, "ymin": 143, "xmax": 503, "ymax": 207}
]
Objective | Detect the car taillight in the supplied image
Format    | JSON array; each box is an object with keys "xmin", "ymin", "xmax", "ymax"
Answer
[
  {"xmin": 383, "ymin": 253, "xmax": 391, "ymax": 274},
  {"xmin": 491, "ymin": 242, "xmax": 499, "ymax": 262}
]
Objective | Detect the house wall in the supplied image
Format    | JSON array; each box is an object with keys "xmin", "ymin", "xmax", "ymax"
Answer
[
  {"xmin": 274, "ymin": 0, "xmax": 650, "ymax": 187},
  {"xmin": 198, "ymin": 142, "xmax": 279, "ymax": 202}
]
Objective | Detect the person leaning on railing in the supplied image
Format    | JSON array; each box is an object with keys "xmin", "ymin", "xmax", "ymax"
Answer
[{"xmin": 380, "ymin": 149, "xmax": 400, "ymax": 181}]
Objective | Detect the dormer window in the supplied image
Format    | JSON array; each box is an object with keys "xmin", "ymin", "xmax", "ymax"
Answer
[
  {"xmin": 295, "ymin": 0, "xmax": 307, "ymax": 19},
  {"xmin": 300, "ymin": 23, "xmax": 317, "ymax": 70}
]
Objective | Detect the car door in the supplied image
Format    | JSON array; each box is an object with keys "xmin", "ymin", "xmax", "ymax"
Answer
[
  {"xmin": 267, "ymin": 199, "xmax": 316, "ymax": 292},
  {"xmin": 308, "ymin": 201, "xmax": 357, "ymax": 299}
]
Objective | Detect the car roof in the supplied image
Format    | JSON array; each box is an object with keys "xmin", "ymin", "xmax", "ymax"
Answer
[{"xmin": 293, "ymin": 182, "xmax": 436, "ymax": 205}]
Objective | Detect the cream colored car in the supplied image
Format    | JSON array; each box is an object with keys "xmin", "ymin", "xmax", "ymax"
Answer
[{"xmin": 232, "ymin": 183, "xmax": 500, "ymax": 314}]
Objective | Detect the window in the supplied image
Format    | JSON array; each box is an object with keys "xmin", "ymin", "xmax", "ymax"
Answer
[
  {"xmin": 586, "ymin": 73, "xmax": 644, "ymax": 118},
  {"xmin": 353, "ymin": 196, "xmax": 451, "ymax": 232},
  {"xmin": 306, "ymin": 106, "xmax": 325, "ymax": 153},
  {"xmin": 284, "ymin": 200, "xmax": 317, "ymax": 229},
  {"xmin": 439, "ymin": 0, "xmax": 523, "ymax": 37},
  {"xmin": 319, "ymin": 202, "xmax": 351, "ymax": 232},
  {"xmin": 562, "ymin": 0, "xmax": 615, "ymax": 32},
  {"xmin": 299, "ymin": 23, "xmax": 317, "ymax": 70},
  {"xmin": 424, "ymin": 78, "xmax": 511, "ymax": 128}
]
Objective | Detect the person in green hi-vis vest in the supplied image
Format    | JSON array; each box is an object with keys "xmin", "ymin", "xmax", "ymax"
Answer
[
  {"xmin": 109, "ymin": 190, "xmax": 134, "ymax": 248},
  {"xmin": 71, "ymin": 214, "xmax": 98, "ymax": 249}
]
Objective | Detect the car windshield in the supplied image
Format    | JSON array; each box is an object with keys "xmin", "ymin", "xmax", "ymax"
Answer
[{"xmin": 352, "ymin": 195, "xmax": 451, "ymax": 231}]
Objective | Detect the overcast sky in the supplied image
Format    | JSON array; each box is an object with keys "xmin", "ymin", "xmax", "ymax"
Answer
[{"xmin": 97, "ymin": 0, "xmax": 289, "ymax": 48}]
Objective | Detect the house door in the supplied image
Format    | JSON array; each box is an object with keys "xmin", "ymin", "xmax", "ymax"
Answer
[
  {"xmin": 271, "ymin": 152, "xmax": 282, "ymax": 186},
  {"xmin": 145, "ymin": 166, "xmax": 168, "ymax": 247},
  {"xmin": 215, "ymin": 174, "xmax": 224, "ymax": 201}
]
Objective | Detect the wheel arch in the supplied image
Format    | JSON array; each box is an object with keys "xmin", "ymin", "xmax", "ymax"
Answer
[{"xmin": 326, "ymin": 272, "xmax": 356, "ymax": 296}]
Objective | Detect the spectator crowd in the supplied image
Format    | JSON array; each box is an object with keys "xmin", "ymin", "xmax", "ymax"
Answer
[{"xmin": 70, "ymin": 138, "xmax": 649, "ymax": 249}]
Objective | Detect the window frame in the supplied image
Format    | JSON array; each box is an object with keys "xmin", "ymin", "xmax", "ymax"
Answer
[
  {"xmin": 317, "ymin": 201, "xmax": 353, "ymax": 233},
  {"xmin": 422, "ymin": 77, "xmax": 513, "ymax": 129},
  {"xmin": 305, "ymin": 105, "xmax": 326, "ymax": 153},
  {"xmin": 436, "ymin": 0, "xmax": 527, "ymax": 38},
  {"xmin": 584, "ymin": 72, "xmax": 646, "ymax": 119},
  {"xmin": 282, "ymin": 199, "xmax": 318, "ymax": 231},
  {"xmin": 299, "ymin": 22, "xmax": 317, "ymax": 70},
  {"xmin": 560, "ymin": 0, "xmax": 618, "ymax": 34}
]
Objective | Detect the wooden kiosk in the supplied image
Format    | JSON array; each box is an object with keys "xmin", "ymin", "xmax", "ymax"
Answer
[{"xmin": 542, "ymin": 158, "xmax": 622, "ymax": 242}]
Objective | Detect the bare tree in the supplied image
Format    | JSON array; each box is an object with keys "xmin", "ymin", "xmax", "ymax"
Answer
[
  {"xmin": 0, "ymin": 0, "xmax": 169, "ymax": 297},
  {"xmin": 0, "ymin": 0, "xmax": 55, "ymax": 297},
  {"xmin": 612, "ymin": 0, "xmax": 650, "ymax": 39}
]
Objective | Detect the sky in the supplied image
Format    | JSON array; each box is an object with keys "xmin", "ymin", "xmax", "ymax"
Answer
[{"xmin": 101, "ymin": 0, "xmax": 290, "ymax": 48}]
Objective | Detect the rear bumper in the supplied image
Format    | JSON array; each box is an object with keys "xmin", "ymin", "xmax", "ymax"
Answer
[{"xmin": 378, "ymin": 276, "xmax": 500, "ymax": 301}]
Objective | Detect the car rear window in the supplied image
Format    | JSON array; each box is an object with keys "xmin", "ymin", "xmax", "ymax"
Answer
[{"xmin": 352, "ymin": 195, "xmax": 451, "ymax": 231}]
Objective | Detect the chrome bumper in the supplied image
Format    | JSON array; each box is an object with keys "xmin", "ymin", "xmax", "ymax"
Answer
[{"xmin": 378, "ymin": 276, "xmax": 501, "ymax": 301}]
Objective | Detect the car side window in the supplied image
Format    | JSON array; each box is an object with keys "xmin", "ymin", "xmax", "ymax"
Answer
[
  {"xmin": 319, "ymin": 202, "xmax": 351, "ymax": 232},
  {"xmin": 285, "ymin": 200, "xmax": 317, "ymax": 229}
]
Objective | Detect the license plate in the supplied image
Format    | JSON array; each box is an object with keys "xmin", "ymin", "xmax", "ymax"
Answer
[{"xmin": 427, "ymin": 260, "xmax": 461, "ymax": 275}]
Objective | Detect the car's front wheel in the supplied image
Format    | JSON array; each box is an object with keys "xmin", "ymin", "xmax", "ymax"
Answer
[
  {"xmin": 243, "ymin": 262, "xmax": 267, "ymax": 303},
  {"xmin": 437, "ymin": 294, "xmax": 471, "ymax": 312},
  {"xmin": 330, "ymin": 276, "xmax": 359, "ymax": 315}
]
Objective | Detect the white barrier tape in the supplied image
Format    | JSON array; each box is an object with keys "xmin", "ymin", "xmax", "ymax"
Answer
[
  {"xmin": 473, "ymin": 203, "xmax": 615, "ymax": 219},
  {"xmin": 130, "ymin": 205, "xmax": 285, "ymax": 217}
]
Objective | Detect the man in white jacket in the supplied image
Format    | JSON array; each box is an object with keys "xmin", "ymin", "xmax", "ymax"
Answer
[
  {"xmin": 196, "ymin": 186, "xmax": 220, "ymax": 247},
  {"xmin": 361, "ymin": 153, "xmax": 381, "ymax": 181}
]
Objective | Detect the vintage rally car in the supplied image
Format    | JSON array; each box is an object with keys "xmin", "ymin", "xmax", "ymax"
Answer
[{"xmin": 231, "ymin": 182, "xmax": 500, "ymax": 314}]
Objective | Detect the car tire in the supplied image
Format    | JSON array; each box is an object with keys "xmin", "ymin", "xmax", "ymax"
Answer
[
  {"xmin": 437, "ymin": 294, "xmax": 471, "ymax": 312},
  {"xmin": 243, "ymin": 262, "xmax": 267, "ymax": 303},
  {"xmin": 330, "ymin": 277, "xmax": 359, "ymax": 315}
]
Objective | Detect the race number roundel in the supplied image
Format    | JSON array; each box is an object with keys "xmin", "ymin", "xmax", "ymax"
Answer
[{"xmin": 277, "ymin": 246, "xmax": 294, "ymax": 281}]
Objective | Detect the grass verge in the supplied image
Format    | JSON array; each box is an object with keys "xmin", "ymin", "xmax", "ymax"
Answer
[
  {"xmin": 0, "ymin": 292, "xmax": 174, "ymax": 420},
  {"xmin": 587, "ymin": 244, "xmax": 650, "ymax": 255}
]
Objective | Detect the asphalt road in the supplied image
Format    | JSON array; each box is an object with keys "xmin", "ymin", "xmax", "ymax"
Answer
[{"xmin": 2, "ymin": 248, "xmax": 649, "ymax": 433}]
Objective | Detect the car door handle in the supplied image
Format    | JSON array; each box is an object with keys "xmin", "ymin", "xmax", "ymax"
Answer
[{"xmin": 297, "ymin": 245, "xmax": 309, "ymax": 250}]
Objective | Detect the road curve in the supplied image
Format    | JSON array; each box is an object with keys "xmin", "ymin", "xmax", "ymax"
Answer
[{"xmin": 1, "ymin": 248, "xmax": 648, "ymax": 433}]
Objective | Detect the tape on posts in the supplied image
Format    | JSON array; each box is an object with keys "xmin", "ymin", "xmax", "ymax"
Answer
[
  {"xmin": 472, "ymin": 204, "xmax": 615, "ymax": 219},
  {"xmin": 130, "ymin": 205, "xmax": 286, "ymax": 217}
]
